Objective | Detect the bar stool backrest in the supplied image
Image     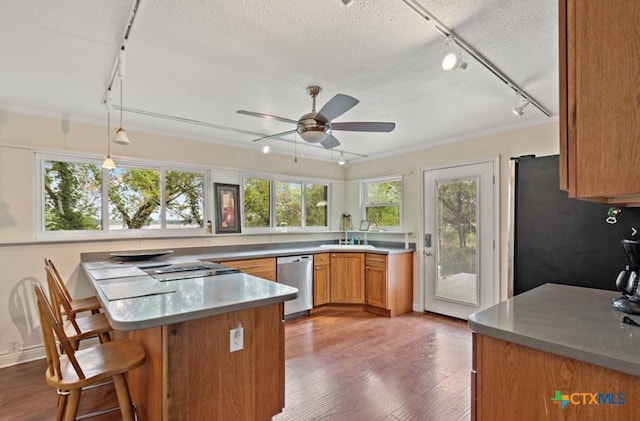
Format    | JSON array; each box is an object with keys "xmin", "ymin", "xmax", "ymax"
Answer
[{"xmin": 34, "ymin": 283, "xmax": 85, "ymax": 381}]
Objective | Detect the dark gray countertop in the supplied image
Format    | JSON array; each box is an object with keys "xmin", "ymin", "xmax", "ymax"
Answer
[
  {"xmin": 81, "ymin": 241, "xmax": 414, "ymax": 263},
  {"xmin": 468, "ymin": 283, "xmax": 640, "ymax": 377},
  {"xmin": 83, "ymin": 261, "xmax": 298, "ymax": 331}
]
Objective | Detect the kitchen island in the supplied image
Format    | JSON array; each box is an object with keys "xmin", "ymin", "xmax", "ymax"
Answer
[
  {"xmin": 83, "ymin": 261, "xmax": 298, "ymax": 421},
  {"xmin": 468, "ymin": 283, "xmax": 640, "ymax": 420}
]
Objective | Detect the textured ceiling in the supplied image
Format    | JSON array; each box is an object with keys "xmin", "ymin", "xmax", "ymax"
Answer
[{"xmin": 0, "ymin": 0, "xmax": 558, "ymax": 163}]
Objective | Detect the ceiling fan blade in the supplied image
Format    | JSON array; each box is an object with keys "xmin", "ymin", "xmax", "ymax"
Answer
[
  {"xmin": 320, "ymin": 134, "xmax": 341, "ymax": 149},
  {"xmin": 331, "ymin": 121, "xmax": 396, "ymax": 132},
  {"xmin": 237, "ymin": 110, "xmax": 298, "ymax": 125},
  {"xmin": 317, "ymin": 94, "xmax": 359, "ymax": 121},
  {"xmin": 251, "ymin": 129, "xmax": 297, "ymax": 142}
]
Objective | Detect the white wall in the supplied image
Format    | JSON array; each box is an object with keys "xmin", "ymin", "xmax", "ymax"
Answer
[
  {"xmin": 345, "ymin": 122, "xmax": 560, "ymax": 309},
  {"xmin": 0, "ymin": 110, "xmax": 559, "ymax": 367}
]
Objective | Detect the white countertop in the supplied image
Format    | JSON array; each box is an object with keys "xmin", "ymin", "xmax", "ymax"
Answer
[
  {"xmin": 468, "ymin": 283, "xmax": 640, "ymax": 377},
  {"xmin": 83, "ymin": 262, "xmax": 298, "ymax": 331}
]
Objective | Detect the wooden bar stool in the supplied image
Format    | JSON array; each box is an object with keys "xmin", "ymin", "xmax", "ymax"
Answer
[
  {"xmin": 45, "ymin": 258, "xmax": 102, "ymax": 315},
  {"xmin": 45, "ymin": 265, "xmax": 112, "ymax": 349},
  {"xmin": 34, "ymin": 283, "xmax": 146, "ymax": 421}
]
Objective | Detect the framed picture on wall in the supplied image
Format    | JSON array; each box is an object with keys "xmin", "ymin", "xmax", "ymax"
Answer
[{"xmin": 214, "ymin": 183, "xmax": 241, "ymax": 234}]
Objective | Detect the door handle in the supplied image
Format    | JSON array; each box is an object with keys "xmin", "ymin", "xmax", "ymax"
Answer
[{"xmin": 425, "ymin": 251, "xmax": 433, "ymax": 256}]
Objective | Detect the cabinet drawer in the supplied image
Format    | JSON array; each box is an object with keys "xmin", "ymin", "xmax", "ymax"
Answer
[
  {"xmin": 222, "ymin": 258, "xmax": 277, "ymax": 281},
  {"xmin": 314, "ymin": 253, "xmax": 330, "ymax": 266},
  {"xmin": 365, "ymin": 254, "xmax": 387, "ymax": 267}
]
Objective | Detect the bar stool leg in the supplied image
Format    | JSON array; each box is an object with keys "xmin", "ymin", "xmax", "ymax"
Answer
[
  {"xmin": 113, "ymin": 373, "xmax": 135, "ymax": 421},
  {"xmin": 56, "ymin": 389, "xmax": 69, "ymax": 421},
  {"xmin": 64, "ymin": 389, "xmax": 81, "ymax": 421}
]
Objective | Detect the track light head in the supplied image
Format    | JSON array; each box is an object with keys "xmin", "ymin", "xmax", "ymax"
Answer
[
  {"xmin": 441, "ymin": 37, "xmax": 467, "ymax": 71},
  {"xmin": 512, "ymin": 91, "xmax": 530, "ymax": 116}
]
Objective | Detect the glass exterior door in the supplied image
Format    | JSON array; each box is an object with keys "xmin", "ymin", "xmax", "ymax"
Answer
[{"xmin": 423, "ymin": 160, "xmax": 497, "ymax": 319}]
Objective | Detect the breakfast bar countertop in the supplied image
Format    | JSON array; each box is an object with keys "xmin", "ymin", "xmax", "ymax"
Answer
[
  {"xmin": 82, "ymin": 262, "xmax": 298, "ymax": 331},
  {"xmin": 468, "ymin": 283, "xmax": 640, "ymax": 377}
]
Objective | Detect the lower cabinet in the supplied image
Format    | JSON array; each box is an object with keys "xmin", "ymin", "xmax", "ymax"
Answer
[
  {"xmin": 221, "ymin": 257, "xmax": 277, "ymax": 281},
  {"xmin": 365, "ymin": 253, "xmax": 413, "ymax": 317},
  {"xmin": 313, "ymin": 253, "xmax": 330, "ymax": 306},
  {"xmin": 330, "ymin": 253, "xmax": 365, "ymax": 304},
  {"xmin": 473, "ymin": 333, "xmax": 640, "ymax": 420}
]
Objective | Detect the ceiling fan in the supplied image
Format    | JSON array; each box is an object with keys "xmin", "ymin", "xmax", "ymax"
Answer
[{"xmin": 237, "ymin": 86, "xmax": 395, "ymax": 150}]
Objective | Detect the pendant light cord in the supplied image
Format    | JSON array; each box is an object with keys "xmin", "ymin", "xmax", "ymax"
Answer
[
  {"xmin": 107, "ymin": 111, "xmax": 111, "ymax": 155},
  {"xmin": 119, "ymin": 77, "xmax": 124, "ymax": 129}
]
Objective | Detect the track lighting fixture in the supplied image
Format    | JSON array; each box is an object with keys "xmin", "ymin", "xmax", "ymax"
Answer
[
  {"xmin": 441, "ymin": 36, "xmax": 467, "ymax": 71},
  {"xmin": 341, "ymin": 0, "xmax": 354, "ymax": 6},
  {"xmin": 512, "ymin": 91, "xmax": 530, "ymax": 116},
  {"xmin": 102, "ymin": 95, "xmax": 116, "ymax": 170},
  {"xmin": 113, "ymin": 48, "xmax": 131, "ymax": 145},
  {"xmin": 338, "ymin": 152, "xmax": 346, "ymax": 166}
]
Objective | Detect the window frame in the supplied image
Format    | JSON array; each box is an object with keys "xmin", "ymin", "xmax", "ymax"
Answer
[
  {"xmin": 241, "ymin": 173, "xmax": 331, "ymax": 233},
  {"xmin": 36, "ymin": 152, "xmax": 210, "ymax": 239},
  {"xmin": 361, "ymin": 176, "xmax": 403, "ymax": 231}
]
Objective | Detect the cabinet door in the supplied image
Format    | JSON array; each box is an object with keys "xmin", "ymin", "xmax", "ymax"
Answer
[
  {"xmin": 365, "ymin": 254, "xmax": 388, "ymax": 309},
  {"xmin": 561, "ymin": 0, "xmax": 640, "ymax": 199},
  {"xmin": 223, "ymin": 258, "xmax": 277, "ymax": 281},
  {"xmin": 330, "ymin": 253, "xmax": 364, "ymax": 304},
  {"xmin": 313, "ymin": 253, "xmax": 330, "ymax": 307}
]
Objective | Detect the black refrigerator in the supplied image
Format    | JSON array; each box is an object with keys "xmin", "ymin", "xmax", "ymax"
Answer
[{"xmin": 512, "ymin": 155, "xmax": 640, "ymax": 295}]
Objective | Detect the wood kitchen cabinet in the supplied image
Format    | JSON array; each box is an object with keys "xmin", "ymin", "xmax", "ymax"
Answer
[
  {"xmin": 473, "ymin": 333, "xmax": 640, "ymax": 420},
  {"xmin": 221, "ymin": 257, "xmax": 277, "ymax": 281},
  {"xmin": 330, "ymin": 253, "xmax": 365, "ymax": 304},
  {"xmin": 559, "ymin": 0, "xmax": 640, "ymax": 203},
  {"xmin": 313, "ymin": 253, "xmax": 330, "ymax": 306},
  {"xmin": 365, "ymin": 253, "xmax": 413, "ymax": 317}
]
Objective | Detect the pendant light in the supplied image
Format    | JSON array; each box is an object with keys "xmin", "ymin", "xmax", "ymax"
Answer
[
  {"xmin": 338, "ymin": 152, "xmax": 346, "ymax": 166},
  {"xmin": 113, "ymin": 47, "xmax": 131, "ymax": 145},
  {"xmin": 102, "ymin": 93, "xmax": 116, "ymax": 169}
]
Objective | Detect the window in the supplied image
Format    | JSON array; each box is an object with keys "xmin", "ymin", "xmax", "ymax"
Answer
[
  {"xmin": 305, "ymin": 183, "xmax": 328, "ymax": 227},
  {"xmin": 44, "ymin": 160, "xmax": 102, "ymax": 231},
  {"xmin": 362, "ymin": 178, "xmax": 402, "ymax": 229},
  {"xmin": 243, "ymin": 178, "xmax": 270, "ymax": 228},
  {"xmin": 242, "ymin": 176, "xmax": 329, "ymax": 230},
  {"xmin": 39, "ymin": 153, "xmax": 208, "ymax": 236},
  {"xmin": 275, "ymin": 181, "xmax": 302, "ymax": 228}
]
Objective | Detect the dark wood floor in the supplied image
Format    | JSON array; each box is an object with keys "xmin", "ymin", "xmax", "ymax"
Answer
[{"xmin": 0, "ymin": 309, "xmax": 471, "ymax": 421}]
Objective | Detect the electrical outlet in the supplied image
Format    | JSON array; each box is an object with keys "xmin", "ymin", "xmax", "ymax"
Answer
[
  {"xmin": 230, "ymin": 326, "xmax": 243, "ymax": 352},
  {"xmin": 9, "ymin": 339, "xmax": 19, "ymax": 354}
]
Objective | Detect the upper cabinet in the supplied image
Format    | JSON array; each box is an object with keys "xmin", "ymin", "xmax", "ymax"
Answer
[{"xmin": 559, "ymin": 0, "xmax": 640, "ymax": 205}]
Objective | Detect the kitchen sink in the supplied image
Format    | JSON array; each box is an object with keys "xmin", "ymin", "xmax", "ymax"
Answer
[{"xmin": 319, "ymin": 244, "xmax": 375, "ymax": 250}]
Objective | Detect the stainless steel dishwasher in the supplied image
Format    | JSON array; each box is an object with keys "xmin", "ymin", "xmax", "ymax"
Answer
[{"xmin": 277, "ymin": 255, "xmax": 313, "ymax": 317}]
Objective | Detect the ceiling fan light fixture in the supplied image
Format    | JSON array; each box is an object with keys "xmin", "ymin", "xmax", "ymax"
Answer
[{"xmin": 300, "ymin": 130, "xmax": 330, "ymax": 143}]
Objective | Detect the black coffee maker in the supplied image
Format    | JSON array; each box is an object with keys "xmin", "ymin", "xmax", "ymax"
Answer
[{"xmin": 613, "ymin": 239, "xmax": 640, "ymax": 314}]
